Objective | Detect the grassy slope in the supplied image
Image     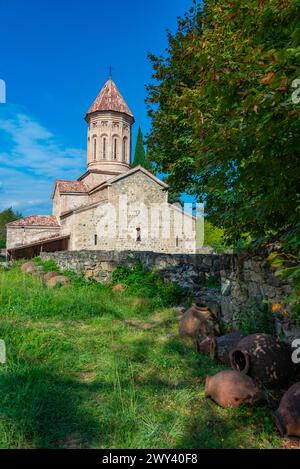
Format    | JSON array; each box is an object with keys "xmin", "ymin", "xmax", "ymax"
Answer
[{"xmin": 0, "ymin": 265, "xmax": 286, "ymax": 449}]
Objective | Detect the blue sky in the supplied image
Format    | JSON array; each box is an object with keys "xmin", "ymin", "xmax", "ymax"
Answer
[{"xmin": 0, "ymin": 0, "xmax": 193, "ymax": 216}]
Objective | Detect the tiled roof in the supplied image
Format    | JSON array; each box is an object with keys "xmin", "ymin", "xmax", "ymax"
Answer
[
  {"xmin": 86, "ymin": 79, "xmax": 134, "ymax": 119},
  {"xmin": 7, "ymin": 216, "xmax": 59, "ymax": 227},
  {"xmin": 56, "ymin": 180, "xmax": 88, "ymax": 194}
]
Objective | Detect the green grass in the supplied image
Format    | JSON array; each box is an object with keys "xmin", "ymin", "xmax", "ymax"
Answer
[{"xmin": 0, "ymin": 263, "xmax": 288, "ymax": 449}]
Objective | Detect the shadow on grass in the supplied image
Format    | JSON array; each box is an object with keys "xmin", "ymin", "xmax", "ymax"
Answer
[{"xmin": 0, "ymin": 365, "xmax": 104, "ymax": 449}]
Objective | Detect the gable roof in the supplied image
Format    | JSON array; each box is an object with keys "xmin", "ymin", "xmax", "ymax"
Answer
[
  {"xmin": 86, "ymin": 79, "xmax": 134, "ymax": 120},
  {"xmin": 7, "ymin": 216, "xmax": 59, "ymax": 227},
  {"xmin": 52, "ymin": 180, "xmax": 88, "ymax": 198},
  {"xmin": 106, "ymin": 166, "xmax": 169, "ymax": 189}
]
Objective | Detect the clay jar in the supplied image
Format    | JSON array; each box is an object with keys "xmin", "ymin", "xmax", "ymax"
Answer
[
  {"xmin": 272, "ymin": 382, "xmax": 300, "ymax": 437},
  {"xmin": 197, "ymin": 336, "xmax": 214, "ymax": 355},
  {"xmin": 179, "ymin": 303, "xmax": 220, "ymax": 341},
  {"xmin": 210, "ymin": 331, "xmax": 246, "ymax": 366},
  {"xmin": 205, "ymin": 370, "xmax": 263, "ymax": 408},
  {"xmin": 230, "ymin": 333, "xmax": 295, "ymax": 388}
]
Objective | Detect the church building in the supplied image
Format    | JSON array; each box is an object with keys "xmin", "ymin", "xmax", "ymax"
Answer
[{"xmin": 6, "ymin": 79, "xmax": 196, "ymax": 258}]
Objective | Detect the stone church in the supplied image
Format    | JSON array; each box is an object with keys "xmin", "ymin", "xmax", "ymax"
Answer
[{"xmin": 6, "ymin": 79, "xmax": 196, "ymax": 258}]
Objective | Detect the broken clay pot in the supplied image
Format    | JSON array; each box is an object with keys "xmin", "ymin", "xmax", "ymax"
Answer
[
  {"xmin": 272, "ymin": 382, "xmax": 300, "ymax": 438},
  {"xmin": 230, "ymin": 333, "xmax": 296, "ymax": 388},
  {"xmin": 205, "ymin": 370, "xmax": 263, "ymax": 408},
  {"xmin": 210, "ymin": 331, "xmax": 246, "ymax": 367},
  {"xmin": 179, "ymin": 303, "xmax": 220, "ymax": 342}
]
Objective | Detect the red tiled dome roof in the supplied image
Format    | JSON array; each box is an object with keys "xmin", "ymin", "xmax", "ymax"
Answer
[{"xmin": 86, "ymin": 79, "xmax": 134, "ymax": 119}]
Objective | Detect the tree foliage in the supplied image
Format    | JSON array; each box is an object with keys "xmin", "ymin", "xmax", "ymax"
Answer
[
  {"xmin": 146, "ymin": 0, "xmax": 300, "ymax": 250},
  {"xmin": 132, "ymin": 126, "xmax": 153, "ymax": 171},
  {"xmin": 0, "ymin": 208, "xmax": 22, "ymax": 248}
]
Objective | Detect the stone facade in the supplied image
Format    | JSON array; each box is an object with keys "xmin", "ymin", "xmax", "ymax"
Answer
[{"xmin": 6, "ymin": 78, "xmax": 197, "ymax": 255}]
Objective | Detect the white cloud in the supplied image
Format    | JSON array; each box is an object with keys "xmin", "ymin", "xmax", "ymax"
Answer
[{"xmin": 0, "ymin": 106, "xmax": 86, "ymax": 215}]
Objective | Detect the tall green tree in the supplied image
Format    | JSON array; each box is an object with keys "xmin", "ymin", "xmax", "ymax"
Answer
[
  {"xmin": 146, "ymin": 0, "xmax": 300, "ymax": 250},
  {"xmin": 0, "ymin": 207, "xmax": 22, "ymax": 248},
  {"xmin": 133, "ymin": 126, "xmax": 153, "ymax": 171},
  {"xmin": 133, "ymin": 126, "xmax": 146, "ymax": 167}
]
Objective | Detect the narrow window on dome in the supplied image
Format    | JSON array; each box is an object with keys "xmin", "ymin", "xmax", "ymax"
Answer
[
  {"xmin": 103, "ymin": 137, "xmax": 106, "ymax": 159},
  {"xmin": 123, "ymin": 137, "xmax": 127, "ymax": 162},
  {"xmin": 93, "ymin": 138, "xmax": 97, "ymax": 160},
  {"xmin": 113, "ymin": 138, "xmax": 117, "ymax": 160}
]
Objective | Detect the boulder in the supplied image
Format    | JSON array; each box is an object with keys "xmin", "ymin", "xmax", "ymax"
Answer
[
  {"xmin": 112, "ymin": 283, "xmax": 126, "ymax": 292},
  {"xmin": 43, "ymin": 271, "xmax": 59, "ymax": 282},
  {"xmin": 30, "ymin": 267, "xmax": 45, "ymax": 278},
  {"xmin": 205, "ymin": 370, "xmax": 264, "ymax": 408},
  {"xmin": 21, "ymin": 261, "xmax": 38, "ymax": 273},
  {"xmin": 47, "ymin": 275, "xmax": 70, "ymax": 288}
]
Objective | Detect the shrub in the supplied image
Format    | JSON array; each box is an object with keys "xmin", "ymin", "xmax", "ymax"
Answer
[
  {"xmin": 111, "ymin": 261, "xmax": 187, "ymax": 307},
  {"xmin": 34, "ymin": 257, "xmax": 60, "ymax": 273},
  {"xmin": 234, "ymin": 302, "xmax": 275, "ymax": 335},
  {"xmin": 268, "ymin": 252, "xmax": 300, "ymax": 327}
]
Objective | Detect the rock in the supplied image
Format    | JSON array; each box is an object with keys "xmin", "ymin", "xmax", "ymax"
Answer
[
  {"xmin": 179, "ymin": 303, "xmax": 220, "ymax": 341},
  {"xmin": 21, "ymin": 261, "xmax": 38, "ymax": 273},
  {"xmin": 30, "ymin": 267, "xmax": 45, "ymax": 278},
  {"xmin": 230, "ymin": 333, "xmax": 296, "ymax": 388},
  {"xmin": 29, "ymin": 266, "xmax": 44, "ymax": 275},
  {"xmin": 43, "ymin": 271, "xmax": 59, "ymax": 282},
  {"xmin": 272, "ymin": 382, "xmax": 300, "ymax": 437},
  {"xmin": 84, "ymin": 270, "xmax": 94, "ymax": 279},
  {"xmin": 112, "ymin": 283, "xmax": 126, "ymax": 292},
  {"xmin": 205, "ymin": 370, "xmax": 264, "ymax": 408},
  {"xmin": 47, "ymin": 275, "xmax": 70, "ymax": 288}
]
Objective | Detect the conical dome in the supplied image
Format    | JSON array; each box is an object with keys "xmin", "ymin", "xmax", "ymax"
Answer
[{"xmin": 86, "ymin": 79, "xmax": 134, "ymax": 120}]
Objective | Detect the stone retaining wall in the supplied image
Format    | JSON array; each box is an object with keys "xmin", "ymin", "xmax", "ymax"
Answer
[
  {"xmin": 40, "ymin": 249, "xmax": 298, "ymax": 341},
  {"xmin": 40, "ymin": 250, "xmax": 221, "ymax": 288}
]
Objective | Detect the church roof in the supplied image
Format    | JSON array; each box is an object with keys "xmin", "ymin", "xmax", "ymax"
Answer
[
  {"xmin": 7, "ymin": 216, "xmax": 59, "ymax": 227},
  {"xmin": 55, "ymin": 180, "xmax": 88, "ymax": 194},
  {"xmin": 106, "ymin": 165, "xmax": 169, "ymax": 189},
  {"xmin": 86, "ymin": 79, "xmax": 134, "ymax": 120}
]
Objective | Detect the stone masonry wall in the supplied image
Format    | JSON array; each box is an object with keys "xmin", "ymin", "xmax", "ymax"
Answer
[
  {"xmin": 40, "ymin": 249, "xmax": 297, "ymax": 341},
  {"xmin": 40, "ymin": 250, "xmax": 220, "ymax": 287},
  {"xmin": 219, "ymin": 253, "xmax": 292, "ymax": 322}
]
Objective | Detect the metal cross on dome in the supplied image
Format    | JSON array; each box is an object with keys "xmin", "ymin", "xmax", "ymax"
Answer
[{"xmin": 108, "ymin": 65, "xmax": 113, "ymax": 79}]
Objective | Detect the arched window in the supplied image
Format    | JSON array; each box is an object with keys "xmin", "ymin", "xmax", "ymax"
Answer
[
  {"xmin": 93, "ymin": 138, "xmax": 97, "ymax": 160},
  {"xmin": 122, "ymin": 137, "xmax": 128, "ymax": 162},
  {"xmin": 113, "ymin": 136, "xmax": 118, "ymax": 160},
  {"xmin": 136, "ymin": 227, "xmax": 141, "ymax": 242},
  {"xmin": 101, "ymin": 135, "xmax": 107, "ymax": 159}
]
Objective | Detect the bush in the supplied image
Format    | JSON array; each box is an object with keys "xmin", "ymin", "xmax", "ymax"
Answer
[
  {"xmin": 34, "ymin": 257, "xmax": 60, "ymax": 273},
  {"xmin": 235, "ymin": 302, "xmax": 275, "ymax": 335},
  {"xmin": 111, "ymin": 261, "xmax": 187, "ymax": 307},
  {"xmin": 268, "ymin": 252, "xmax": 300, "ymax": 327}
]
